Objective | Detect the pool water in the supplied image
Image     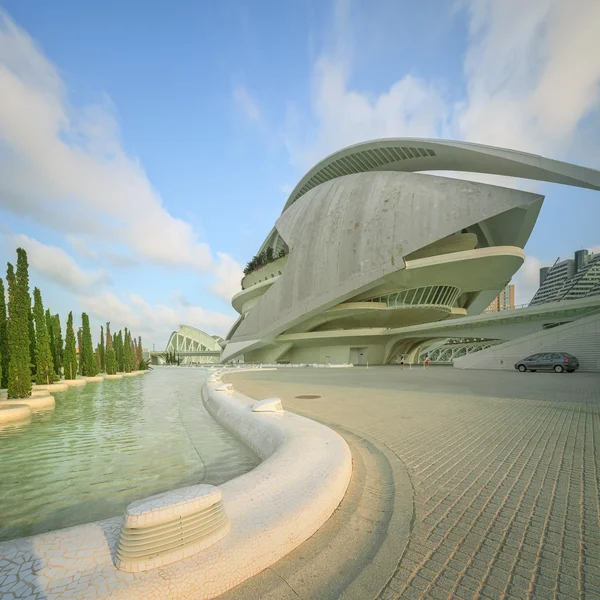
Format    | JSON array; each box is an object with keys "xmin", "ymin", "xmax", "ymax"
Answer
[{"xmin": 0, "ymin": 368, "xmax": 259, "ymax": 542}]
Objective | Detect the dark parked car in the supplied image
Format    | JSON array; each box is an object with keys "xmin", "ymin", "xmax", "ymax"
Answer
[{"xmin": 515, "ymin": 352, "xmax": 579, "ymax": 373}]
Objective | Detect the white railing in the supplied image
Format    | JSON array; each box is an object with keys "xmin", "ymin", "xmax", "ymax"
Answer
[{"xmin": 365, "ymin": 285, "xmax": 462, "ymax": 311}]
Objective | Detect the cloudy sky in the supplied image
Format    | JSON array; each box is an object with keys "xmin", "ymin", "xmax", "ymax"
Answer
[{"xmin": 0, "ymin": 0, "xmax": 599, "ymax": 349}]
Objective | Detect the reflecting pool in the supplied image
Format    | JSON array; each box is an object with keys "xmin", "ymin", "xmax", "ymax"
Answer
[{"xmin": 0, "ymin": 368, "xmax": 259, "ymax": 542}]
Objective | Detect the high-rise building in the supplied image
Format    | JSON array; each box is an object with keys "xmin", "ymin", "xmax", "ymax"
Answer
[
  {"xmin": 484, "ymin": 284, "xmax": 515, "ymax": 313},
  {"xmin": 530, "ymin": 249, "xmax": 600, "ymax": 305}
]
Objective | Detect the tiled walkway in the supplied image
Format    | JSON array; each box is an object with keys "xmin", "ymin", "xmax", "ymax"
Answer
[{"xmin": 227, "ymin": 368, "xmax": 600, "ymax": 600}]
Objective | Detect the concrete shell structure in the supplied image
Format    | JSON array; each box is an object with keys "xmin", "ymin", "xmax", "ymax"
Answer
[
  {"xmin": 160, "ymin": 325, "xmax": 222, "ymax": 365},
  {"xmin": 224, "ymin": 139, "xmax": 600, "ymax": 365}
]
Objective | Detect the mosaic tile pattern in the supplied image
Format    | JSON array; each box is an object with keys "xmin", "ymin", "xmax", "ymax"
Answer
[
  {"xmin": 124, "ymin": 485, "xmax": 222, "ymax": 528},
  {"xmin": 0, "ymin": 369, "xmax": 352, "ymax": 599},
  {"xmin": 116, "ymin": 485, "xmax": 230, "ymax": 573}
]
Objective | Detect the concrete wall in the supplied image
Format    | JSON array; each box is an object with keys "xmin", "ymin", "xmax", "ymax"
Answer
[
  {"xmin": 226, "ymin": 171, "xmax": 543, "ymax": 361},
  {"xmin": 454, "ymin": 312, "xmax": 600, "ymax": 371},
  {"xmin": 278, "ymin": 344, "xmax": 385, "ymax": 365},
  {"xmin": 241, "ymin": 255, "xmax": 288, "ymax": 290}
]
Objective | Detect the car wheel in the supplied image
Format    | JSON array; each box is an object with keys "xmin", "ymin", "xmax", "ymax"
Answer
[
  {"xmin": 554, "ymin": 365, "xmax": 564, "ymax": 373},
  {"xmin": 518, "ymin": 365, "xmax": 526, "ymax": 372}
]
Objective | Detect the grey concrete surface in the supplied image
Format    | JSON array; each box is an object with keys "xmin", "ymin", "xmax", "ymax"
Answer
[
  {"xmin": 228, "ymin": 169, "xmax": 542, "ymax": 349},
  {"xmin": 217, "ymin": 421, "xmax": 412, "ymax": 600},
  {"xmin": 224, "ymin": 367, "xmax": 600, "ymax": 600}
]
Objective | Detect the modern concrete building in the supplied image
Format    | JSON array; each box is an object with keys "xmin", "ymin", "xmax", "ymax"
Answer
[
  {"xmin": 223, "ymin": 138, "xmax": 600, "ymax": 365},
  {"xmin": 484, "ymin": 284, "xmax": 515, "ymax": 313},
  {"xmin": 530, "ymin": 248, "xmax": 600, "ymax": 305},
  {"xmin": 151, "ymin": 325, "xmax": 222, "ymax": 365}
]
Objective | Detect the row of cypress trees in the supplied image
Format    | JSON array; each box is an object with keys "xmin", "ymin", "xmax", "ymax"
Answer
[
  {"xmin": 165, "ymin": 351, "xmax": 181, "ymax": 365},
  {"xmin": 0, "ymin": 248, "xmax": 146, "ymax": 399}
]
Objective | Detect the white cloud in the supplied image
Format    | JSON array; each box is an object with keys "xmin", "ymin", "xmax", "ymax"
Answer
[
  {"xmin": 78, "ymin": 289, "xmax": 235, "ymax": 345},
  {"xmin": 67, "ymin": 236, "xmax": 98, "ymax": 261},
  {"xmin": 284, "ymin": 0, "xmax": 600, "ymax": 170},
  {"xmin": 0, "ymin": 12, "xmax": 239, "ymax": 292},
  {"xmin": 4, "ymin": 233, "xmax": 237, "ymax": 346},
  {"xmin": 233, "ymin": 84, "xmax": 261, "ymax": 123},
  {"xmin": 287, "ymin": 58, "xmax": 448, "ymax": 169},
  {"xmin": 458, "ymin": 0, "xmax": 600, "ymax": 155},
  {"xmin": 209, "ymin": 252, "xmax": 244, "ymax": 302},
  {"xmin": 12, "ymin": 233, "xmax": 110, "ymax": 291}
]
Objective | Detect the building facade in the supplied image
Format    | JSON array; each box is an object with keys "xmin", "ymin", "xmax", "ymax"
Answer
[
  {"xmin": 484, "ymin": 284, "xmax": 515, "ymax": 313},
  {"xmin": 151, "ymin": 325, "xmax": 222, "ymax": 365},
  {"xmin": 223, "ymin": 139, "xmax": 600, "ymax": 365},
  {"xmin": 530, "ymin": 249, "xmax": 600, "ymax": 305}
]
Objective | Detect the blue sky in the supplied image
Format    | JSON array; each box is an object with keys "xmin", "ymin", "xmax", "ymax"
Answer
[{"xmin": 0, "ymin": 0, "xmax": 599, "ymax": 348}]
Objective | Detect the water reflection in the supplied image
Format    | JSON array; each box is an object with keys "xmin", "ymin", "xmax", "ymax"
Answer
[{"xmin": 0, "ymin": 368, "xmax": 258, "ymax": 542}]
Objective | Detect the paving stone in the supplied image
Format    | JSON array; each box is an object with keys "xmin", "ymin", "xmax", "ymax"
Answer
[{"xmin": 227, "ymin": 368, "xmax": 600, "ymax": 600}]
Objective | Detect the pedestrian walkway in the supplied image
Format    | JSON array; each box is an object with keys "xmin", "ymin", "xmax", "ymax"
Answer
[{"xmin": 224, "ymin": 367, "xmax": 600, "ymax": 600}]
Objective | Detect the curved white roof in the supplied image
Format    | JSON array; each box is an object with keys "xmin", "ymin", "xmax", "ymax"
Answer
[
  {"xmin": 283, "ymin": 138, "xmax": 600, "ymax": 213},
  {"xmin": 165, "ymin": 325, "xmax": 221, "ymax": 353}
]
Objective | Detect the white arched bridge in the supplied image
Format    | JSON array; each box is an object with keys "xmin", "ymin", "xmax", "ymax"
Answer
[{"xmin": 151, "ymin": 325, "xmax": 223, "ymax": 365}]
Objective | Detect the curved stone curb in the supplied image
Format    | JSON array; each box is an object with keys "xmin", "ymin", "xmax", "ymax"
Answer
[
  {"xmin": 0, "ymin": 368, "xmax": 352, "ymax": 600},
  {"xmin": 121, "ymin": 372, "xmax": 138, "ymax": 377},
  {"xmin": 33, "ymin": 382, "xmax": 69, "ymax": 392},
  {"xmin": 82, "ymin": 376, "xmax": 104, "ymax": 382},
  {"xmin": 30, "ymin": 389, "xmax": 55, "ymax": 397},
  {"xmin": 62, "ymin": 378, "xmax": 88, "ymax": 387},
  {"xmin": 104, "ymin": 373, "xmax": 124, "ymax": 379},
  {"xmin": 0, "ymin": 403, "xmax": 32, "ymax": 424},
  {"xmin": 0, "ymin": 395, "xmax": 55, "ymax": 411}
]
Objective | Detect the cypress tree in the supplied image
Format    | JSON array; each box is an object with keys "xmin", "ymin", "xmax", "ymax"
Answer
[
  {"xmin": 105, "ymin": 322, "xmax": 117, "ymax": 375},
  {"xmin": 81, "ymin": 313, "xmax": 97, "ymax": 376},
  {"xmin": 99, "ymin": 325, "xmax": 105, "ymax": 372},
  {"xmin": 0, "ymin": 278, "xmax": 8, "ymax": 389},
  {"xmin": 63, "ymin": 312, "xmax": 78, "ymax": 380},
  {"xmin": 77, "ymin": 327, "xmax": 83, "ymax": 375},
  {"xmin": 33, "ymin": 287, "xmax": 55, "ymax": 385},
  {"xmin": 132, "ymin": 337, "xmax": 139, "ymax": 371},
  {"xmin": 7, "ymin": 249, "xmax": 33, "ymax": 398},
  {"xmin": 53, "ymin": 314, "xmax": 63, "ymax": 376},
  {"xmin": 45, "ymin": 309, "xmax": 58, "ymax": 376},
  {"xmin": 28, "ymin": 308, "xmax": 36, "ymax": 378},
  {"xmin": 137, "ymin": 336, "xmax": 143, "ymax": 368},
  {"xmin": 131, "ymin": 337, "xmax": 137, "ymax": 370},
  {"xmin": 115, "ymin": 330, "xmax": 124, "ymax": 372},
  {"xmin": 123, "ymin": 328, "xmax": 132, "ymax": 373},
  {"xmin": 128, "ymin": 331, "xmax": 134, "ymax": 371}
]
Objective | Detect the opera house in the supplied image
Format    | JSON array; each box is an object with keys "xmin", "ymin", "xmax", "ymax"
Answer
[{"xmin": 222, "ymin": 139, "xmax": 600, "ymax": 365}]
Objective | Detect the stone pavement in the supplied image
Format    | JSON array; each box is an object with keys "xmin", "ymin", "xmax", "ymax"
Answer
[{"xmin": 225, "ymin": 367, "xmax": 600, "ymax": 600}]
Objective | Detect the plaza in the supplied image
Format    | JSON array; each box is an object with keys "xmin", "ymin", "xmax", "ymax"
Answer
[{"xmin": 222, "ymin": 367, "xmax": 600, "ymax": 600}]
